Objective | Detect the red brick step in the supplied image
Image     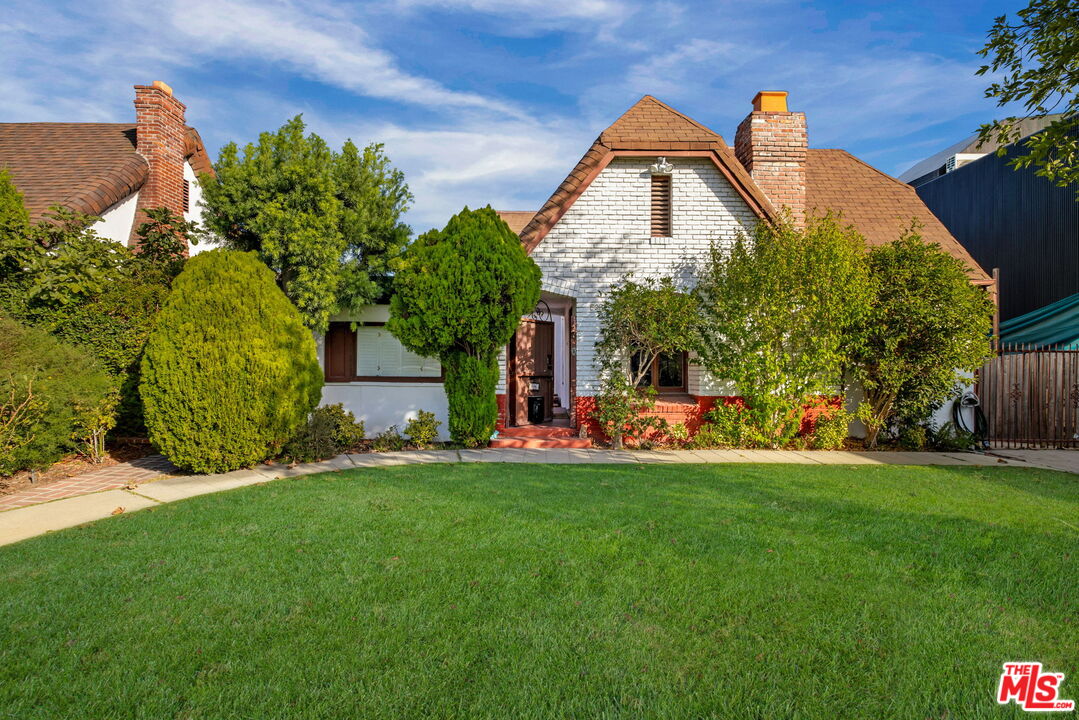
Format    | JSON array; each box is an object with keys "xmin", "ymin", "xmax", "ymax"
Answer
[{"xmin": 488, "ymin": 436, "xmax": 592, "ymax": 449}]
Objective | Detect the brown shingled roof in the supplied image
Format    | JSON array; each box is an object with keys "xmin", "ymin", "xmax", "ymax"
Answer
[
  {"xmin": 518, "ymin": 95, "xmax": 776, "ymax": 251},
  {"xmin": 806, "ymin": 149, "xmax": 990, "ymax": 282},
  {"xmin": 0, "ymin": 122, "xmax": 215, "ymax": 222},
  {"xmin": 0, "ymin": 123, "xmax": 146, "ymax": 221},
  {"xmin": 495, "ymin": 210, "xmax": 535, "ymax": 235}
]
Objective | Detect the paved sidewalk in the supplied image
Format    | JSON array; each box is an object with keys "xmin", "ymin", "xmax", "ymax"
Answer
[
  {"xmin": 0, "ymin": 455, "xmax": 177, "ymax": 512},
  {"xmin": 0, "ymin": 448, "xmax": 1070, "ymax": 547}
]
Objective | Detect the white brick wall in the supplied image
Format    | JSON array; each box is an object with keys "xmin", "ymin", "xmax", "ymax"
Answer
[{"xmin": 518, "ymin": 156, "xmax": 758, "ymax": 395}]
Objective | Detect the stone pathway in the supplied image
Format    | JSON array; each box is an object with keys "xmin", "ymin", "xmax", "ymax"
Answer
[
  {"xmin": 0, "ymin": 448, "xmax": 1074, "ymax": 547},
  {"xmin": 0, "ymin": 455, "xmax": 178, "ymax": 512}
]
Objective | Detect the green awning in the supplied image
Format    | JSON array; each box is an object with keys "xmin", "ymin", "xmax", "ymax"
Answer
[{"xmin": 999, "ymin": 292, "xmax": 1079, "ymax": 349}]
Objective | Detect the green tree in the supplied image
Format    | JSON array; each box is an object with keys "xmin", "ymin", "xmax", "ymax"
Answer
[
  {"xmin": 851, "ymin": 230, "xmax": 995, "ymax": 448},
  {"xmin": 388, "ymin": 206, "xmax": 541, "ymax": 446},
  {"xmin": 594, "ymin": 277, "xmax": 698, "ymax": 449},
  {"xmin": 694, "ymin": 214, "xmax": 871, "ymax": 446},
  {"xmin": 140, "ymin": 249, "xmax": 323, "ymax": 473},
  {"xmin": 201, "ymin": 116, "xmax": 412, "ymax": 330},
  {"xmin": 977, "ymin": 0, "xmax": 1079, "ymax": 190},
  {"xmin": 0, "ymin": 201, "xmax": 193, "ymax": 437}
]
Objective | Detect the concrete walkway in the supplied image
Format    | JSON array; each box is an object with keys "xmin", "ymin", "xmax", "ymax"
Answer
[{"xmin": 0, "ymin": 448, "xmax": 1073, "ymax": 547}]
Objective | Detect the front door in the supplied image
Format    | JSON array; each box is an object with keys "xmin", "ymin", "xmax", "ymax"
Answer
[{"xmin": 511, "ymin": 319, "xmax": 554, "ymax": 425}]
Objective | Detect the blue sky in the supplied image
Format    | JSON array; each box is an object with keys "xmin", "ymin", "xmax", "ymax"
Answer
[{"xmin": 1, "ymin": 0, "xmax": 1025, "ymax": 233}]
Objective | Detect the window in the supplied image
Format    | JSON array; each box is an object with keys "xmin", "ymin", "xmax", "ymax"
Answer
[
  {"xmin": 650, "ymin": 174, "xmax": 671, "ymax": 237},
  {"xmin": 630, "ymin": 350, "xmax": 687, "ymax": 393},
  {"xmin": 323, "ymin": 322, "xmax": 441, "ymax": 382},
  {"xmin": 356, "ymin": 327, "xmax": 441, "ymax": 378},
  {"xmin": 182, "ymin": 181, "xmax": 190, "ymax": 213}
]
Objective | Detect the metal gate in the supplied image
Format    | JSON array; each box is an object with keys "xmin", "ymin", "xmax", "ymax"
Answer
[{"xmin": 977, "ymin": 343, "xmax": 1079, "ymax": 448}]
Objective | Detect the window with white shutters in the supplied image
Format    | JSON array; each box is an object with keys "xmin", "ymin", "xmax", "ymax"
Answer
[{"xmin": 355, "ymin": 326, "xmax": 441, "ymax": 379}]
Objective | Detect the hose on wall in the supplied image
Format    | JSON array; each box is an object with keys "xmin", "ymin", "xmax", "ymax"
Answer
[{"xmin": 953, "ymin": 391, "xmax": 989, "ymax": 449}]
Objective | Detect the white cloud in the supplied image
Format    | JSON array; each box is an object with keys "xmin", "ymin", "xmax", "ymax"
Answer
[
  {"xmin": 162, "ymin": 0, "xmax": 522, "ymax": 116},
  {"xmin": 391, "ymin": 0, "xmax": 632, "ymax": 27},
  {"xmin": 321, "ymin": 116, "xmax": 592, "ymax": 231},
  {"xmin": 0, "ymin": 0, "xmax": 522, "ymax": 121}
]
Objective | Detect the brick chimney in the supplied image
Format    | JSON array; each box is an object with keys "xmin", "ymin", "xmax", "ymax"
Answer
[
  {"xmin": 130, "ymin": 80, "xmax": 187, "ymax": 247},
  {"xmin": 734, "ymin": 91, "xmax": 807, "ymax": 226}
]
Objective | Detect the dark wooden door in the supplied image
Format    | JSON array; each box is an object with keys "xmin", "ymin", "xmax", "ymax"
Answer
[{"xmin": 512, "ymin": 320, "xmax": 554, "ymax": 425}]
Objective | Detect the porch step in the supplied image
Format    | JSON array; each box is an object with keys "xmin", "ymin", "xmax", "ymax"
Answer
[
  {"xmin": 499, "ymin": 425, "xmax": 577, "ymax": 439},
  {"xmin": 489, "ymin": 436, "xmax": 592, "ymax": 449}
]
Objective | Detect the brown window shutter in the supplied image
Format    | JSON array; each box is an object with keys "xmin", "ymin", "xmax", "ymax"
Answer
[
  {"xmin": 650, "ymin": 174, "xmax": 671, "ymax": 237},
  {"xmin": 182, "ymin": 181, "xmax": 190, "ymax": 212},
  {"xmin": 324, "ymin": 322, "xmax": 356, "ymax": 382}
]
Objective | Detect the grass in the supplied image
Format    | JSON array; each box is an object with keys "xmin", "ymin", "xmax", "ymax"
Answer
[{"xmin": 0, "ymin": 463, "xmax": 1077, "ymax": 719}]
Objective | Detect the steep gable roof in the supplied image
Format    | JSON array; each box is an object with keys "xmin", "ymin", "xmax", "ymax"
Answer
[
  {"xmin": 518, "ymin": 95, "xmax": 776, "ymax": 251},
  {"xmin": 0, "ymin": 122, "xmax": 215, "ymax": 222},
  {"xmin": 806, "ymin": 149, "xmax": 990, "ymax": 283},
  {"xmin": 600, "ymin": 94, "xmax": 726, "ymax": 148}
]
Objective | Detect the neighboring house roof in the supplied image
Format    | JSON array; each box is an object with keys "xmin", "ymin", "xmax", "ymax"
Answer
[
  {"xmin": 495, "ymin": 211, "xmax": 535, "ymax": 235},
  {"xmin": 898, "ymin": 114, "xmax": 1062, "ymax": 184},
  {"xmin": 517, "ymin": 95, "xmax": 776, "ymax": 252},
  {"xmin": 807, "ymin": 149, "xmax": 990, "ymax": 283},
  {"xmin": 0, "ymin": 122, "xmax": 214, "ymax": 221}
]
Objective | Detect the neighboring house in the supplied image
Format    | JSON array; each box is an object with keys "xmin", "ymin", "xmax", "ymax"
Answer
[
  {"xmin": 321, "ymin": 91, "xmax": 991, "ymax": 443},
  {"xmin": 0, "ymin": 81, "xmax": 213, "ymax": 248},
  {"xmin": 900, "ymin": 117, "xmax": 1079, "ymax": 330}
]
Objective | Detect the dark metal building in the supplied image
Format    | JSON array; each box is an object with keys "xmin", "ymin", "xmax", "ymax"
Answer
[{"xmin": 912, "ymin": 136, "xmax": 1079, "ymax": 322}]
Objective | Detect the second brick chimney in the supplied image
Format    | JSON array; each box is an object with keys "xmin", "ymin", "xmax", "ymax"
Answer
[
  {"xmin": 131, "ymin": 81, "xmax": 188, "ymax": 246},
  {"xmin": 734, "ymin": 91, "xmax": 807, "ymax": 226}
]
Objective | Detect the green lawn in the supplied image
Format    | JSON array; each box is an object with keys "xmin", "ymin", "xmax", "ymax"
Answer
[{"xmin": 1, "ymin": 463, "xmax": 1076, "ymax": 719}]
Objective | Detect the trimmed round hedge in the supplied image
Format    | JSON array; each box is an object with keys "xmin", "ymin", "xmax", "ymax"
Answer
[{"xmin": 140, "ymin": 250, "xmax": 322, "ymax": 473}]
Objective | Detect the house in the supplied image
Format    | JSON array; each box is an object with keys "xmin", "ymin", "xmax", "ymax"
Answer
[
  {"xmin": 899, "ymin": 117, "xmax": 1079, "ymax": 333},
  {"xmin": 0, "ymin": 81, "xmax": 212, "ymax": 248},
  {"xmin": 320, "ymin": 91, "xmax": 992, "ymax": 444}
]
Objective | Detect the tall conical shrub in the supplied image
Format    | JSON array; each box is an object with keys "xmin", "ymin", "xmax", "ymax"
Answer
[
  {"xmin": 389, "ymin": 206, "xmax": 541, "ymax": 446},
  {"xmin": 140, "ymin": 249, "xmax": 322, "ymax": 473}
]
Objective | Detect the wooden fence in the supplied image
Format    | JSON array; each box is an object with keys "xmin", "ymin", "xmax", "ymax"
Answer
[{"xmin": 977, "ymin": 343, "xmax": 1079, "ymax": 448}]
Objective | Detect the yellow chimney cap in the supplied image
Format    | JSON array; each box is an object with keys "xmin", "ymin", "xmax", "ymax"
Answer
[
  {"xmin": 152, "ymin": 80, "xmax": 173, "ymax": 96},
  {"xmin": 752, "ymin": 91, "xmax": 788, "ymax": 112}
]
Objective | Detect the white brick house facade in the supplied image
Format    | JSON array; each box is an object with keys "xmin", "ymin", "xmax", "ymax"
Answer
[{"xmin": 521, "ymin": 156, "xmax": 756, "ymax": 397}]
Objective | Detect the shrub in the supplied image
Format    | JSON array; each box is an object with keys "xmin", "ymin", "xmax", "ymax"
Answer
[
  {"xmin": 593, "ymin": 277, "xmax": 698, "ymax": 449},
  {"xmin": 593, "ymin": 373, "xmax": 667, "ymax": 449},
  {"xmin": 0, "ymin": 202, "xmax": 192, "ymax": 437},
  {"xmin": 140, "ymin": 250, "xmax": 322, "ymax": 473},
  {"xmin": 404, "ymin": 410, "xmax": 441, "ymax": 448},
  {"xmin": 389, "ymin": 206, "xmax": 541, "ymax": 447},
  {"xmin": 850, "ymin": 230, "xmax": 994, "ymax": 448},
  {"xmin": 925, "ymin": 421, "xmax": 979, "ymax": 452},
  {"xmin": 695, "ymin": 214, "xmax": 871, "ymax": 446},
  {"xmin": 666, "ymin": 422, "xmax": 690, "ymax": 447},
  {"xmin": 321, "ymin": 403, "xmax": 365, "ymax": 450},
  {"xmin": 283, "ymin": 410, "xmax": 338, "ymax": 464},
  {"xmin": 283, "ymin": 404, "xmax": 367, "ymax": 463},
  {"xmin": 0, "ymin": 316, "xmax": 115, "ymax": 475},
  {"xmin": 0, "ymin": 377, "xmax": 44, "ymax": 475},
  {"xmin": 689, "ymin": 402, "xmax": 770, "ymax": 449},
  {"xmin": 807, "ymin": 407, "xmax": 851, "ymax": 450},
  {"xmin": 371, "ymin": 426, "xmax": 406, "ymax": 452}
]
